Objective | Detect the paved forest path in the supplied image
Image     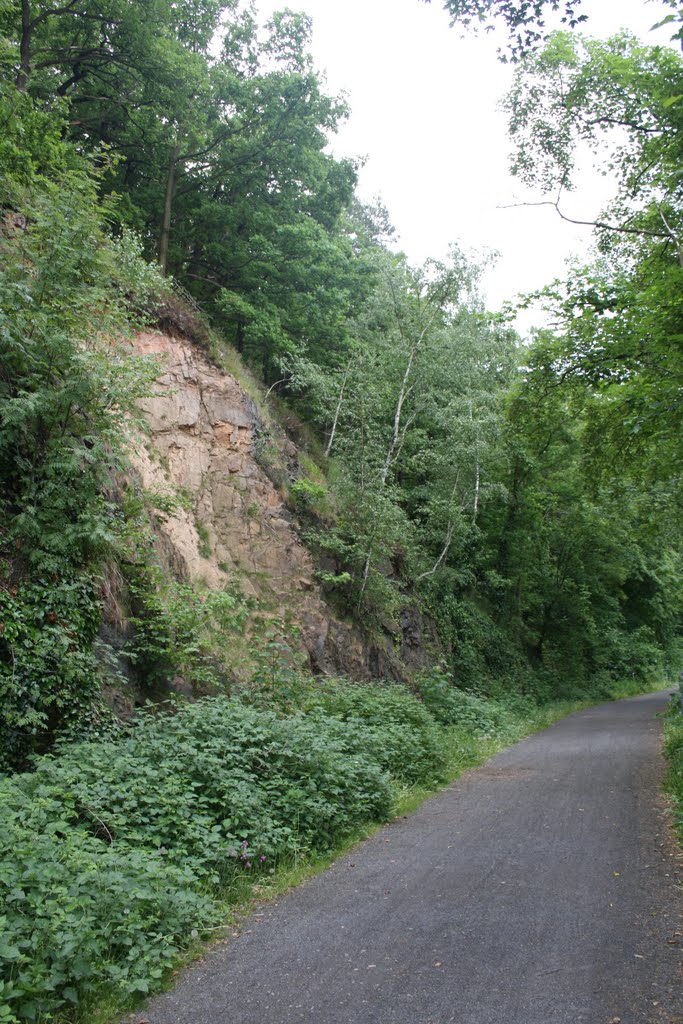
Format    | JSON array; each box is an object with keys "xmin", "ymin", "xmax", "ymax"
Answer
[{"xmin": 136, "ymin": 691, "xmax": 682, "ymax": 1024}]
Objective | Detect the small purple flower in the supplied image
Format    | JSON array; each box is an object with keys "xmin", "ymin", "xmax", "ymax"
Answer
[
  {"xmin": 246, "ymin": 861, "xmax": 252, "ymax": 869},
  {"xmin": 260, "ymin": 855, "xmax": 267, "ymax": 862}
]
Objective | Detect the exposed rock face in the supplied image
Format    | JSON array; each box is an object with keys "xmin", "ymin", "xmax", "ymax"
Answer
[{"xmin": 129, "ymin": 331, "xmax": 370, "ymax": 678}]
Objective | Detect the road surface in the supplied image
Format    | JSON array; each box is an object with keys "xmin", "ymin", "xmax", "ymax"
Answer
[{"xmin": 135, "ymin": 690, "xmax": 683, "ymax": 1024}]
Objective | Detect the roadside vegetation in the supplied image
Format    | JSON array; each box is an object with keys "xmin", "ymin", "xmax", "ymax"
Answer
[
  {"xmin": 0, "ymin": 671, "xmax": 657, "ymax": 1024},
  {"xmin": 664, "ymin": 691, "xmax": 683, "ymax": 845}
]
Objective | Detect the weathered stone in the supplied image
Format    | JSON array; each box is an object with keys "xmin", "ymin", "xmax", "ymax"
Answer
[
  {"xmin": 138, "ymin": 388, "xmax": 201, "ymax": 432},
  {"xmin": 225, "ymin": 452, "xmax": 243, "ymax": 473},
  {"xmin": 126, "ymin": 329, "xmax": 425, "ymax": 682}
]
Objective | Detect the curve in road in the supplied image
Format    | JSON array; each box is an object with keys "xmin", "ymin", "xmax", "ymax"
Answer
[{"xmin": 135, "ymin": 690, "xmax": 683, "ymax": 1024}]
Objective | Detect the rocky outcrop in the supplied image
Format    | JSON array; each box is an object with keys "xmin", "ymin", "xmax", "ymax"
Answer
[{"xmin": 128, "ymin": 331, "xmax": 371, "ymax": 678}]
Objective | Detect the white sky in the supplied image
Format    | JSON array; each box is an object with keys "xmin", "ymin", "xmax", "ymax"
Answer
[{"xmin": 254, "ymin": 0, "xmax": 675, "ymax": 331}]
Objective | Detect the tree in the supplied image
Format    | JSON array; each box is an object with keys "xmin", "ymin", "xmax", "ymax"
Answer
[
  {"xmin": 481, "ymin": 335, "xmax": 683, "ymax": 692},
  {"xmin": 11, "ymin": 0, "xmax": 227, "ymax": 95},
  {"xmin": 425, "ymin": 0, "xmax": 587, "ymax": 60},
  {"xmin": 504, "ymin": 32, "xmax": 683, "ymax": 238},
  {"xmin": 503, "ymin": 31, "xmax": 683, "ymax": 483},
  {"xmin": 299, "ymin": 244, "xmax": 516, "ymax": 621},
  {"xmin": 2, "ymin": 3, "xmax": 362, "ymax": 380}
]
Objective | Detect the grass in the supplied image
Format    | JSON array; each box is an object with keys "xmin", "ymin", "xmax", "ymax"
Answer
[
  {"xmin": 208, "ymin": 335, "xmax": 270, "ymax": 414},
  {"xmin": 663, "ymin": 688, "xmax": 683, "ymax": 845}
]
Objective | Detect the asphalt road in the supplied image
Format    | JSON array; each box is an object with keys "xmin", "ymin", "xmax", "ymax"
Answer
[{"xmin": 136, "ymin": 690, "xmax": 683, "ymax": 1024}]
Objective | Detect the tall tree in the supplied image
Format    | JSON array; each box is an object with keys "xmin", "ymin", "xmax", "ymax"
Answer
[
  {"xmin": 504, "ymin": 31, "xmax": 683, "ymax": 482},
  {"xmin": 2, "ymin": 3, "xmax": 362, "ymax": 378},
  {"xmin": 424, "ymin": 0, "xmax": 587, "ymax": 60}
]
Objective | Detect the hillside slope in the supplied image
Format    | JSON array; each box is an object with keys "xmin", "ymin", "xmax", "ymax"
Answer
[{"xmin": 126, "ymin": 330, "xmax": 431, "ymax": 683}]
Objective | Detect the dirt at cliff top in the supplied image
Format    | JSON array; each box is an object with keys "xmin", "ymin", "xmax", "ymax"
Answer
[{"xmin": 127, "ymin": 330, "xmax": 378, "ymax": 680}]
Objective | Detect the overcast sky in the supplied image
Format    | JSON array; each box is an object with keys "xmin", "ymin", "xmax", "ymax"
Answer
[{"xmin": 254, "ymin": 0, "xmax": 674, "ymax": 330}]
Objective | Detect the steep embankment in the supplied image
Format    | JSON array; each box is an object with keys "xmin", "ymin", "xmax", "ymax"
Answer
[{"xmin": 127, "ymin": 331, "xmax": 374, "ymax": 679}]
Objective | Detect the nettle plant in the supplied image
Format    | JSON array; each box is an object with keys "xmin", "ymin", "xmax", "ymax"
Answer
[{"xmin": 0, "ymin": 695, "xmax": 395, "ymax": 1022}]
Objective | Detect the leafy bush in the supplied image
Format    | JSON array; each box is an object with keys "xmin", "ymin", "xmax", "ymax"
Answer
[
  {"xmin": 0, "ymin": 572, "xmax": 108, "ymax": 771},
  {"xmin": 664, "ymin": 695, "xmax": 683, "ymax": 841},
  {"xmin": 0, "ymin": 112, "xmax": 164, "ymax": 765},
  {"xmin": 0, "ymin": 778, "xmax": 218, "ymax": 1023},
  {"xmin": 289, "ymin": 477, "xmax": 328, "ymax": 517},
  {"xmin": 0, "ymin": 698, "xmax": 393, "ymax": 1022},
  {"xmin": 303, "ymin": 680, "xmax": 448, "ymax": 785},
  {"xmin": 123, "ymin": 700, "xmax": 393, "ymax": 859},
  {"xmin": 415, "ymin": 666, "xmax": 516, "ymax": 735},
  {"xmin": 243, "ymin": 654, "xmax": 448, "ymax": 786}
]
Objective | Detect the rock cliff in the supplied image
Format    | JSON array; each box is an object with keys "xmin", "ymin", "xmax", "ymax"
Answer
[{"xmin": 128, "ymin": 331, "xmax": 374, "ymax": 679}]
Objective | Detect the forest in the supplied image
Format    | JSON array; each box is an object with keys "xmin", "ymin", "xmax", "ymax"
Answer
[{"xmin": 0, "ymin": 1, "xmax": 681, "ymax": 1021}]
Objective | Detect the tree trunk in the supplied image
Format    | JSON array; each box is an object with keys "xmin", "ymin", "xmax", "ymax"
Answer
[
  {"xmin": 416, "ymin": 469, "xmax": 461, "ymax": 582},
  {"xmin": 325, "ymin": 357, "xmax": 352, "ymax": 457},
  {"xmin": 17, "ymin": 0, "xmax": 32, "ymax": 92},
  {"xmin": 357, "ymin": 336, "xmax": 420, "ymax": 610},
  {"xmin": 158, "ymin": 142, "xmax": 182, "ymax": 275},
  {"xmin": 472, "ymin": 457, "xmax": 480, "ymax": 525}
]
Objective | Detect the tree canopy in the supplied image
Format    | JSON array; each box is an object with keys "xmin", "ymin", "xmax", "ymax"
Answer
[
  {"xmin": 426, "ymin": 0, "xmax": 588, "ymax": 59},
  {"xmin": 0, "ymin": 0, "xmax": 680, "ymax": 766}
]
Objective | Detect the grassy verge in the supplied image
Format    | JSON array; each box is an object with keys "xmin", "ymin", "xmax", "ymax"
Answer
[
  {"xmin": 0, "ymin": 678, "xmax": 668, "ymax": 1024},
  {"xmin": 663, "ymin": 690, "xmax": 683, "ymax": 845}
]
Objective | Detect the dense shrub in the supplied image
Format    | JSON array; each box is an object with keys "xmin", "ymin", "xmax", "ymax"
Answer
[
  {"xmin": 0, "ymin": 572, "xmax": 106, "ymax": 770},
  {"xmin": 0, "ymin": 127, "xmax": 162, "ymax": 768},
  {"xmin": 302, "ymin": 680, "xmax": 448, "ymax": 785},
  {"xmin": 664, "ymin": 695, "xmax": 683, "ymax": 840},
  {"xmin": 0, "ymin": 778, "xmax": 218, "ymax": 1023},
  {"xmin": 415, "ymin": 666, "xmax": 523, "ymax": 735},
  {"xmin": 0, "ymin": 698, "xmax": 393, "ymax": 1022}
]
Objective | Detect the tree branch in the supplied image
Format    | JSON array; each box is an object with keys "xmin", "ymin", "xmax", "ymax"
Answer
[{"xmin": 499, "ymin": 197, "xmax": 671, "ymax": 241}]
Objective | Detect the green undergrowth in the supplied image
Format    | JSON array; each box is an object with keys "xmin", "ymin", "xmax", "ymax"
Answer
[
  {"xmin": 0, "ymin": 675, "xmax": 667, "ymax": 1024},
  {"xmin": 664, "ymin": 692, "xmax": 683, "ymax": 844}
]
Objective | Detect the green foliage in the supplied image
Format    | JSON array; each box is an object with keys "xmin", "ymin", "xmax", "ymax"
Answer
[
  {"xmin": 415, "ymin": 665, "xmax": 517, "ymax": 733},
  {"xmin": 246, "ymin": 621, "xmax": 309, "ymax": 709},
  {"xmin": 0, "ymin": 697, "xmax": 394, "ymax": 1022},
  {"xmin": 0, "ymin": 173, "xmax": 156, "ymax": 572},
  {"xmin": 239, "ymin": 629, "xmax": 448, "ymax": 786},
  {"xmin": 124, "ymin": 570, "xmax": 250, "ymax": 692},
  {"xmin": 302, "ymin": 680, "xmax": 449, "ymax": 785},
  {"xmin": 505, "ymin": 32, "xmax": 683, "ymax": 481},
  {"xmin": 434, "ymin": 0, "xmax": 588, "ymax": 61},
  {"xmin": 290, "ymin": 477, "xmax": 327, "ymax": 507},
  {"xmin": 0, "ymin": 1, "xmax": 370, "ymax": 383},
  {"xmin": 195, "ymin": 521, "xmax": 212, "ymax": 560},
  {"xmin": 118, "ymin": 510, "xmax": 250, "ymax": 689},
  {"xmin": 0, "ymin": 131, "xmax": 161, "ymax": 569},
  {"xmin": 316, "ymin": 569, "xmax": 353, "ymax": 589},
  {"xmin": 0, "ymin": 90, "xmax": 167, "ymax": 765},
  {"xmin": 0, "ymin": 88, "xmax": 75, "ymax": 201},
  {"xmin": 664, "ymin": 694, "xmax": 683, "ymax": 842},
  {"xmin": 0, "ymin": 571, "xmax": 112, "ymax": 770},
  {"xmin": 108, "ymin": 228, "xmax": 167, "ymax": 315},
  {"xmin": 0, "ymin": 771, "xmax": 221, "ymax": 1023}
]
